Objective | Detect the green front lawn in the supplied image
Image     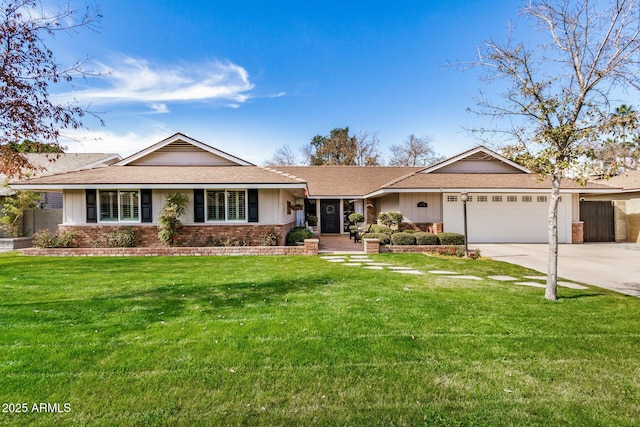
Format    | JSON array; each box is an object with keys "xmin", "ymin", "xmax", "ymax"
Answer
[{"xmin": 0, "ymin": 252, "xmax": 638, "ymax": 426}]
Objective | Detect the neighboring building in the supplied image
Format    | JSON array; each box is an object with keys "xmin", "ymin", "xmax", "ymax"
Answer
[
  {"xmin": 11, "ymin": 133, "xmax": 619, "ymax": 245},
  {"xmin": 1, "ymin": 153, "xmax": 120, "ymax": 237},
  {"xmin": 581, "ymin": 170, "xmax": 640, "ymax": 243}
]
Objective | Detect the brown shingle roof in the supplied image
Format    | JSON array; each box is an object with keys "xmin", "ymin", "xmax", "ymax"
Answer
[
  {"xmin": 592, "ymin": 170, "xmax": 640, "ymax": 190},
  {"xmin": 276, "ymin": 166, "xmax": 423, "ymax": 197},
  {"xmin": 385, "ymin": 173, "xmax": 618, "ymax": 191},
  {"xmin": 12, "ymin": 165, "xmax": 306, "ymax": 187}
]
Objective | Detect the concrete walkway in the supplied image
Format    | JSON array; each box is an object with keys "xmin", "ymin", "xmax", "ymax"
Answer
[
  {"xmin": 318, "ymin": 234, "xmax": 364, "ymax": 254},
  {"xmin": 475, "ymin": 243, "xmax": 640, "ymax": 297}
]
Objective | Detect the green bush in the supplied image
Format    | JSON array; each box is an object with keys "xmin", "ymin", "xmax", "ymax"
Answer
[
  {"xmin": 438, "ymin": 232, "xmax": 465, "ymax": 245},
  {"xmin": 390, "ymin": 232, "xmax": 416, "ymax": 245},
  {"xmin": 378, "ymin": 211, "xmax": 404, "ymax": 227},
  {"xmin": 402, "ymin": 229, "xmax": 416, "ymax": 234},
  {"xmin": 361, "ymin": 233, "xmax": 391, "ymax": 245},
  {"xmin": 348, "ymin": 212, "xmax": 364, "ymax": 224},
  {"xmin": 369, "ymin": 224, "xmax": 394, "ymax": 235},
  {"xmin": 414, "ymin": 232, "xmax": 440, "ymax": 245},
  {"xmin": 286, "ymin": 227, "xmax": 314, "ymax": 245},
  {"xmin": 32, "ymin": 230, "xmax": 79, "ymax": 248},
  {"xmin": 93, "ymin": 227, "xmax": 140, "ymax": 248}
]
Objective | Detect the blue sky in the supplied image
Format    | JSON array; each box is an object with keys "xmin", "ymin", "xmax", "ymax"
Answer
[{"xmin": 49, "ymin": 0, "xmax": 525, "ymax": 164}]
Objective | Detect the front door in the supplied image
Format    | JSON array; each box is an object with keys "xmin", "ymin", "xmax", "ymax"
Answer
[{"xmin": 320, "ymin": 199, "xmax": 341, "ymax": 233}]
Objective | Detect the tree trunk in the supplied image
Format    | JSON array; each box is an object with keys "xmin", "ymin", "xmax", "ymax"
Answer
[{"xmin": 545, "ymin": 173, "xmax": 562, "ymax": 301}]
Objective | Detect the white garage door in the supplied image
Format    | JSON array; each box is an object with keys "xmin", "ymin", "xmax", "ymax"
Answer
[{"xmin": 442, "ymin": 193, "xmax": 571, "ymax": 243}]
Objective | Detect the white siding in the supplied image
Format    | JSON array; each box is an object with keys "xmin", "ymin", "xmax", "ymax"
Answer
[
  {"xmin": 442, "ymin": 192, "xmax": 572, "ymax": 243},
  {"xmin": 128, "ymin": 150, "xmax": 239, "ymax": 166},
  {"xmin": 399, "ymin": 193, "xmax": 442, "ymax": 223},
  {"xmin": 63, "ymin": 190, "xmax": 85, "ymax": 224},
  {"xmin": 259, "ymin": 189, "xmax": 280, "ymax": 223},
  {"xmin": 433, "ymin": 159, "xmax": 522, "ymax": 174},
  {"xmin": 378, "ymin": 194, "xmax": 399, "ymax": 213}
]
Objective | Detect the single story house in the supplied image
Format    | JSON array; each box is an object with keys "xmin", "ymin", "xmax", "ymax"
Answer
[{"xmin": 10, "ymin": 132, "xmax": 619, "ymax": 246}]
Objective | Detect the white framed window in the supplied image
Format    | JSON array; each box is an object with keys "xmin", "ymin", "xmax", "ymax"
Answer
[
  {"xmin": 206, "ymin": 190, "xmax": 247, "ymax": 222},
  {"xmin": 522, "ymin": 195, "xmax": 532, "ymax": 203},
  {"xmin": 447, "ymin": 195, "xmax": 458, "ymax": 202},
  {"xmin": 507, "ymin": 195, "xmax": 517, "ymax": 203},
  {"xmin": 98, "ymin": 190, "xmax": 140, "ymax": 222},
  {"xmin": 492, "ymin": 195, "xmax": 503, "ymax": 202},
  {"xmin": 477, "ymin": 195, "xmax": 488, "ymax": 202}
]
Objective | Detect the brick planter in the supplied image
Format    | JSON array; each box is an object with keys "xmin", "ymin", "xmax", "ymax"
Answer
[{"xmin": 23, "ymin": 239, "xmax": 319, "ymax": 257}]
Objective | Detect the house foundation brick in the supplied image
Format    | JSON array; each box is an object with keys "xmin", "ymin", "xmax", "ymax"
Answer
[
  {"xmin": 23, "ymin": 239, "xmax": 319, "ymax": 257},
  {"xmin": 363, "ymin": 238, "xmax": 380, "ymax": 254},
  {"xmin": 571, "ymin": 221, "xmax": 584, "ymax": 244},
  {"xmin": 433, "ymin": 223, "xmax": 444, "ymax": 234},
  {"xmin": 58, "ymin": 222, "xmax": 296, "ymax": 248}
]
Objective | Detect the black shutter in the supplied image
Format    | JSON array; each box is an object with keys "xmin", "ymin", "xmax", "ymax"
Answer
[
  {"xmin": 248, "ymin": 189, "xmax": 259, "ymax": 222},
  {"xmin": 141, "ymin": 189, "xmax": 152, "ymax": 223},
  {"xmin": 194, "ymin": 189, "xmax": 205, "ymax": 223},
  {"xmin": 86, "ymin": 189, "xmax": 97, "ymax": 223}
]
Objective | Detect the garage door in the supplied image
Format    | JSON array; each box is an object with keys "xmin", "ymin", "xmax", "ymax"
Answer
[{"xmin": 443, "ymin": 193, "xmax": 571, "ymax": 243}]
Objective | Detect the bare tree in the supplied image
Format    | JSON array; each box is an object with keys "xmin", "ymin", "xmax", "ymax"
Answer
[
  {"xmin": 265, "ymin": 145, "xmax": 301, "ymax": 166},
  {"xmin": 467, "ymin": 0, "xmax": 640, "ymax": 300},
  {"xmin": 389, "ymin": 134, "xmax": 445, "ymax": 166},
  {"xmin": 0, "ymin": 0, "xmax": 102, "ymax": 177}
]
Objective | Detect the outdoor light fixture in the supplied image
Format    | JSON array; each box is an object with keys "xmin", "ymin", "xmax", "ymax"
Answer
[{"xmin": 460, "ymin": 192, "xmax": 469, "ymax": 258}]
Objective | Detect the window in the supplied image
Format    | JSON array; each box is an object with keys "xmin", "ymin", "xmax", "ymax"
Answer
[
  {"xmin": 507, "ymin": 195, "xmax": 517, "ymax": 203},
  {"xmin": 447, "ymin": 195, "xmax": 458, "ymax": 202},
  {"xmin": 492, "ymin": 195, "xmax": 503, "ymax": 202},
  {"xmin": 537, "ymin": 196, "xmax": 548, "ymax": 203},
  {"xmin": 522, "ymin": 195, "xmax": 532, "ymax": 203},
  {"xmin": 206, "ymin": 190, "xmax": 247, "ymax": 222},
  {"xmin": 99, "ymin": 190, "xmax": 140, "ymax": 222},
  {"xmin": 477, "ymin": 195, "xmax": 488, "ymax": 202},
  {"xmin": 207, "ymin": 191, "xmax": 225, "ymax": 221},
  {"xmin": 227, "ymin": 191, "xmax": 246, "ymax": 221}
]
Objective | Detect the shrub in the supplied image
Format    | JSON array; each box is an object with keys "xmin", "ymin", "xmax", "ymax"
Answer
[
  {"xmin": 391, "ymin": 232, "xmax": 416, "ymax": 245},
  {"xmin": 32, "ymin": 230, "xmax": 79, "ymax": 248},
  {"xmin": 348, "ymin": 212, "xmax": 365, "ymax": 225},
  {"xmin": 157, "ymin": 193, "xmax": 189, "ymax": 246},
  {"xmin": 402, "ymin": 229, "xmax": 416, "ymax": 234},
  {"xmin": 286, "ymin": 227, "xmax": 314, "ymax": 245},
  {"xmin": 258, "ymin": 228, "xmax": 280, "ymax": 246},
  {"xmin": 378, "ymin": 211, "xmax": 404, "ymax": 227},
  {"xmin": 438, "ymin": 232, "xmax": 465, "ymax": 245},
  {"xmin": 369, "ymin": 224, "xmax": 394, "ymax": 235},
  {"xmin": 93, "ymin": 227, "xmax": 140, "ymax": 248},
  {"xmin": 436, "ymin": 246, "xmax": 466, "ymax": 257},
  {"xmin": 361, "ymin": 233, "xmax": 391, "ymax": 245},
  {"xmin": 414, "ymin": 232, "xmax": 440, "ymax": 245},
  {"xmin": 468, "ymin": 249, "xmax": 482, "ymax": 260}
]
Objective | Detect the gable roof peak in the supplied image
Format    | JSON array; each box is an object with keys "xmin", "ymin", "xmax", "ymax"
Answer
[
  {"xmin": 115, "ymin": 132, "xmax": 254, "ymax": 166},
  {"xmin": 419, "ymin": 145, "xmax": 530, "ymax": 174}
]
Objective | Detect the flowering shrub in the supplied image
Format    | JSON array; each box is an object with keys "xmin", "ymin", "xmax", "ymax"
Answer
[{"xmin": 32, "ymin": 230, "xmax": 79, "ymax": 248}]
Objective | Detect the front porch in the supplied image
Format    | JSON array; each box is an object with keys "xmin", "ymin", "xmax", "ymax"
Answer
[{"xmin": 318, "ymin": 234, "xmax": 364, "ymax": 254}]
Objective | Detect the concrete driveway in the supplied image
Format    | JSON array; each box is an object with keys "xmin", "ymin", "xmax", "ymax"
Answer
[{"xmin": 475, "ymin": 243, "xmax": 640, "ymax": 297}]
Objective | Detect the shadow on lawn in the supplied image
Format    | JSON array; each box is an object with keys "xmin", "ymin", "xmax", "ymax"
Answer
[{"xmin": 87, "ymin": 272, "xmax": 339, "ymax": 323}]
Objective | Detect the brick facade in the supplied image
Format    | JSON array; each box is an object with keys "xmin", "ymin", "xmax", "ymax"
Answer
[
  {"xmin": 399, "ymin": 222, "xmax": 444, "ymax": 233},
  {"xmin": 58, "ymin": 222, "xmax": 296, "ymax": 248},
  {"xmin": 571, "ymin": 221, "xmax": 584, "ymax": 244},
  {"xmin": 23, "ymin": 239, "xmax": 319, "ymax": 257}
]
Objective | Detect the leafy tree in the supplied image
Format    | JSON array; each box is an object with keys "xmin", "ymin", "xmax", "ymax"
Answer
[
  {"xmin": 0, "ymin": 185, "xmax": 41, "ymax": 237},
  {"xmin": 0, "ymin": 0, "xmax": 101, "ymax": 178},
  {"xmin": 467, "ymin": 0, "xmax": 640, "ymax": 300},
  {"xmin": 157, "ymin": 193, "xmax": 189, "ymax": 246},
  {"xmin": 8, "ymin": 140, "xmax": 64, "ymax": 154},
  {"xmin": 304, "ymin": 127, "xmax": 380, "ymax": 166},
  {"xmin": 592, "ymin": 105, "xmax": 640, "ymax": 174},
  {"xmin": 389, "ymin": 134, "xmax": 445, "ymax": 166}
]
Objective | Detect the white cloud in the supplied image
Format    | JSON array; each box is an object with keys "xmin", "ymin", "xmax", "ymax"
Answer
[
  {"xmin": 59, "ymin": 56, "xmax": 255, "ymax": 108},
  {"xmin": 60, "ymin": 128, "xmax": 172, "ymax": 157}
]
